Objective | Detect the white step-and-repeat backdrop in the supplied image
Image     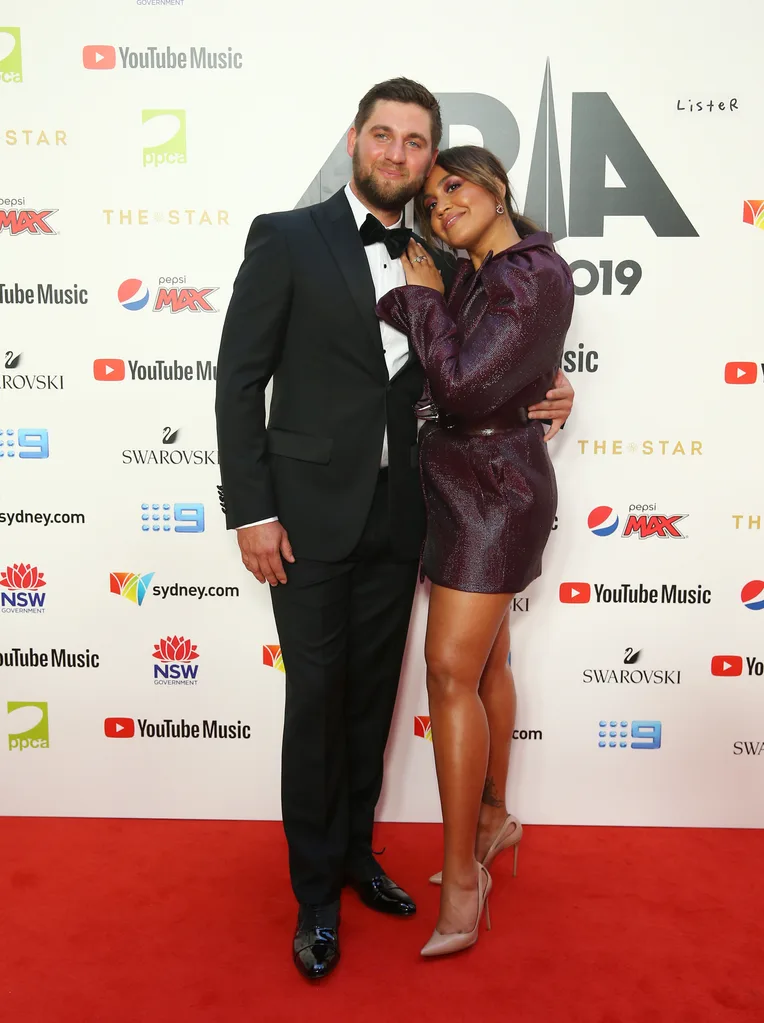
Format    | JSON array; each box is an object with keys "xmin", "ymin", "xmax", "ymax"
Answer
[{"xmin": 1, "ymin": 0, "xmax": 762, "ymax": 826}]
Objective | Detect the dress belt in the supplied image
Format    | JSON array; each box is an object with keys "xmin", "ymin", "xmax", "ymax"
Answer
[{"xmin": 438, "ymin": 406, "xmax": 530, "ymax": 435}]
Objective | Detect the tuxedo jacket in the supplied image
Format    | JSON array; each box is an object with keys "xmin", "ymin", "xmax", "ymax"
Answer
[{"xmin": 215, "ymin": 187, "xmax": 455, "ymax": 562}]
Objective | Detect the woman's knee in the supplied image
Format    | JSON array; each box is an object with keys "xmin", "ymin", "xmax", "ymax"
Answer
[{"xmin": 426, "ymin": 651, "xmax": 477, "ymax": 700}]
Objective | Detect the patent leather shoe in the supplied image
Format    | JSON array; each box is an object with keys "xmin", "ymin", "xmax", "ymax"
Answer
[
  {"xmin": 293, "ymin": 902, "xmax": 340, "ymax": 980},
  {"xmin": 351, "ymin": 874, "xmax": 416, "ymax": 916}
]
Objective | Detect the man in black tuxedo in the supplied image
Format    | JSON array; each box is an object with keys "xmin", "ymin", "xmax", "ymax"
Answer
[{"xmin": 215, "ymin": 77, "xmax": 573, "ymax": 980}]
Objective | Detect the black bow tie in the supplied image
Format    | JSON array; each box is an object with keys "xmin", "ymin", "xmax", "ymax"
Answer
[{"xmin": 359, "ymin": 213, "xmax": 412, "ymax": 260}]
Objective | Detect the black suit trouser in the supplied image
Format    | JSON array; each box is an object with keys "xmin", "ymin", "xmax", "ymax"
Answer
[{"xmin": 270, "ymin": 470, "xmax": 419, "ymax": 906}]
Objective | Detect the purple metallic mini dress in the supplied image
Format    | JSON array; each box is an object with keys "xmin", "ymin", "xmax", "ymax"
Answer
[{"xmin": 376, "ymin": 232, "xmax": 574, "ymax": 594}]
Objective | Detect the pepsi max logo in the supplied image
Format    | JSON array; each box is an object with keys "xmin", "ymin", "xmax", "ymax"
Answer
[
  {"xmin": 118, "ymin": 278, "xmax": 150, "ymax": 311},
  {"xmin": 588, "ymin": 505, "xmax": 687, "ymax": 539},
  {"xmin": 588, "ymin": 506, "xmax": 619, "ymax": 536},
  {"xmin": 741, "ymin": 580, "xmax": 764, "ymax": 611}
]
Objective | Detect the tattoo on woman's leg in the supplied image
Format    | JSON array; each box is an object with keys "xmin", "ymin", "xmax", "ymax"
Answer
[{"xmin": 482, "ymin": 776, "xmax": 504, "ymax": 808}]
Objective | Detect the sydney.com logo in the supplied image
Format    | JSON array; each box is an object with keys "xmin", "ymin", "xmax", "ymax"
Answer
[{"xmin": 142, "ymin": 110, "xmax": 186, "ymax": 168}]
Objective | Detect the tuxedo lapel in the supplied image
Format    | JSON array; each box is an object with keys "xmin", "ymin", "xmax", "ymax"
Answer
[{"xmin": 311, "ymin": 190, "xmax": 388, "ymax": 380}]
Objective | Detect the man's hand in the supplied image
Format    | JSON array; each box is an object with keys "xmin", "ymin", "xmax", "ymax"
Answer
[
  {"xmin": 528, "ymin": 369, "xmax": 575, "ymax": 443},
  {"xmin": 237, "ymin": 521, "xmax": 295, "ymax": 585}
]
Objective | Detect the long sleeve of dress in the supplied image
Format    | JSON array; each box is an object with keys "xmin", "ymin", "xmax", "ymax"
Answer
[{"xmin": 376, "ymin": 256, "xmax": 572, "ymax": 420}]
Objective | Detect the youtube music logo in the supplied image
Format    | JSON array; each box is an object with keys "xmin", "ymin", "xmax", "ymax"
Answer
[
  {"xmin": 83, "ymin": 45, "xmax": 116, "ymax": 70},
  {"xmin": 711, "ymin": 655, "xmax": 743, "ymax": 677},
  {"xmin": 93, "ymin": 358, "xmax": 125, "ymax": 381},
  {"xmin": 104, "ymin": 717, "xmax": 135, "ymax": 738},
  {"xmin": 560, "ymin": 582, "xmax": 591, "ymax": 604},
  {"xmin": 711, "ymin": 655, "xmax": 764, "ymax": 677},
  {"xmin": 724, "ymin": 362, "xmax": 759, "ymax": 385}
]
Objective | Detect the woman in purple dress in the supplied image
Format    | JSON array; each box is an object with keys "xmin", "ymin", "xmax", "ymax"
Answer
[{"xmin": 376, "ymin": 146, "xmax": 574, "ymax": 958}]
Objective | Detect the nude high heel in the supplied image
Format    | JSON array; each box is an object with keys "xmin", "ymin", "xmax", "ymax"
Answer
[
  {"xmin": 429, "ymin": 814, "xmax": 522, "ymax": 885},
  {"xmin": 420, "ymin": 864, "xmax": 492, "ymax": 958}
]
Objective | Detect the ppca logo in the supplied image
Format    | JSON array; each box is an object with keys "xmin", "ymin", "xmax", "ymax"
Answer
[
  {"xmin": 8, "ymin": 701, "xmax": 49, "ymax": 751},
  {"xmin": 263, "ymin": 644, "xmax": 284, "ymax": 672},
  {"xmin": 414, "ymin": 715, "xmax": 432, "ymax": 741},
  {"xmin": 0, "ymin": 28, "xmax": 22, "ymax": 84},
  {"xmin": 117, "ymin": 278, "xmax": 217, "ymax": 313},
  {"xmin": 142, "ymin": 110, "xmax": 186, "ymax": 168}
]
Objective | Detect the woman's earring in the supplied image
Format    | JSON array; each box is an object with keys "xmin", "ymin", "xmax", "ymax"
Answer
[{"xmin": 496, "ymin": 204, "xmax": 505, "ymax": 215}]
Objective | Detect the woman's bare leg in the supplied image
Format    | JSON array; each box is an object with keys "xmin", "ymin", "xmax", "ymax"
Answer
[
  {"xmin": 475, "ymin": 612, "xmax": 518, "ymax": 859},
  {"xmin": 425, "ymin": 583, "xmax": 513, "ymax": 934}
]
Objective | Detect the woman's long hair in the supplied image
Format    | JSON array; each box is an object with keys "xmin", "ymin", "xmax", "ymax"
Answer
[{"xmin": 415, "ymin": 145, "xmax": 539, "ymax": 247}]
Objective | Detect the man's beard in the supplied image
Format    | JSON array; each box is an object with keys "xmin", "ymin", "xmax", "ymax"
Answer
[{"xmin": 352, "ymin": 150, "xmax": 425, "ymax": 212}]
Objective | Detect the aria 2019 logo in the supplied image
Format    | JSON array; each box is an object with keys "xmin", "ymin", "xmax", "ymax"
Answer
[
  {"xmin": 303, "ymin": 61, "xmax": 697, "ymax": 240},
  {"xmin": 0, "ymin": 28, "xmax": 22, "ymax": 84}
]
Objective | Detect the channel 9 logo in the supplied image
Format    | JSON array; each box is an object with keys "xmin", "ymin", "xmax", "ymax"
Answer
[
  {"xmin": 598, "ymin": 720, "xmax": 662, "ymax": 750},
  {"xmin": 0, "ymin": 428, "xmax": 49, "ymax": 459},
  {"xmin": 140, "ymin": 503, "xmax": 204, "ymax": 533}
]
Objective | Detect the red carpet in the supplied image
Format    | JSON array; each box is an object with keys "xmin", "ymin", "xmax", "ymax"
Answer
[{"xmin": 2, "ymin": 819, "xmax": 763, "ymax": 1022}]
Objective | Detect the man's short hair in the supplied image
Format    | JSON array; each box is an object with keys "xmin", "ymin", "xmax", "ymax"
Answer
[{"xmin": 354, "ymin": 77, "xmax": 442, "ymax": 150}]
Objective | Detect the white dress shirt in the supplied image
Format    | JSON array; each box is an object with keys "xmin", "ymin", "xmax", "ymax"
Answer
[{"xmin": 237, "ymin": 182, "xmax": 410, "ymax": 530}]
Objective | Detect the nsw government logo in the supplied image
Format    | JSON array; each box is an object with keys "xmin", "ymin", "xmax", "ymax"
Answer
[
  {"xmin": 263, "ymin": 645, "xmax": 284, "ymax": 672},
  {"xmin": 142, "ymin": 110, "xmax": 186, "ymax": 167},
  {"xmin": 1, "ymin": 563, "xmax": 46, "ymax": 613},
  {"xmin": 8, "ymin": 701, "xmax": 48, "ymax": 750},
  {"xmin": 0, "ymin": 28, "xmax": 22, "ymax": 84},
  {"xmin": 153, "ymin": 636, "xmax": 199, "ymax": 685},
  {"xmin": 588, "ymin": 505, "xmax": 687, "ymax": 539},
  {"xmin": 598, "ymin": 720, "xmax": 662, "ymax": 750}
]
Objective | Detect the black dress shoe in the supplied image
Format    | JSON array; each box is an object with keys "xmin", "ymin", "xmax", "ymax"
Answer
[
  {"xmin": 293, "ymin": 902, "xmax": 340, "ymax": 980},
  {"xmin": 350, "ymin": 874, "xmax": 416, "ymax": 916}
]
